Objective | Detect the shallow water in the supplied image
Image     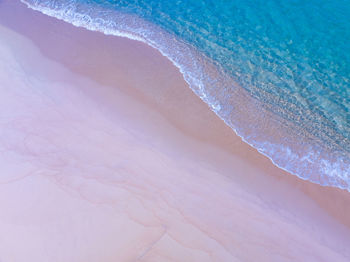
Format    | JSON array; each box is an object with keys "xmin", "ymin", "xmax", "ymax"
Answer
[{"xmin": 21, "ymin": 0, "xmax": 350, "ymax": 190}]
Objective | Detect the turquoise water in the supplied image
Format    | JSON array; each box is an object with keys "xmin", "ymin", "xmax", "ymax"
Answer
[{"xmin": 22, "ymin": 0, "xmax": 350, "ymax": 190}]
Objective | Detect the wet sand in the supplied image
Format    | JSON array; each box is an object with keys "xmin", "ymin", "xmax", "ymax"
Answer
[{"xmin": 0, "ymin": 0, "xmax": 350, "ymax": 261}]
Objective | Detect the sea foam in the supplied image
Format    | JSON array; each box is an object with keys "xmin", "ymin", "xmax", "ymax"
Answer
[{"xmin": 21, "ymin": 0, "xmax": 350, "ymax": 191}]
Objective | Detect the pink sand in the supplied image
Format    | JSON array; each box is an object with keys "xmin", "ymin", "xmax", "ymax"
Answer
[{"xmin": 0, "ymin": 0, "xmax": 349, "ymax": 261}]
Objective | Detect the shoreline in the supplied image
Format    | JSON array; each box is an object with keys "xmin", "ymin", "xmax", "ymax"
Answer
[
  {"xmin": 9, "ymin": 0, "xmax": 350, "ymax": 223},
  {"xmin": 0, "ymin": 0, "xmax": 350, "ymax": 261},
  {"xmin": 20, "ymin": 0, "xmax": 350, "ymax": 192}
]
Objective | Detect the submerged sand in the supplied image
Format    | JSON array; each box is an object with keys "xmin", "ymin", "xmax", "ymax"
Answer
[{"xmin": 0, "ymin": 0, "xmax": 350, "ymax": 261}]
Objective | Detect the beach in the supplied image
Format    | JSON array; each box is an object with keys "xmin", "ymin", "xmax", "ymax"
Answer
[{"xmin": 0, "ymin": 0, "xmax": 350, "ymax": 261}]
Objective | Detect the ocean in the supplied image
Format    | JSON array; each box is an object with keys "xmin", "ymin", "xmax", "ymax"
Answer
[{"xmin": 20, "ymin": 0, "xmax": 350, "ymax": 191}]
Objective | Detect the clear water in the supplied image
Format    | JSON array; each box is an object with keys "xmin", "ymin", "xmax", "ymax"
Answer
[{"xmin": 21, "ymin": 0, "xmax": 350, "ymax": 190}]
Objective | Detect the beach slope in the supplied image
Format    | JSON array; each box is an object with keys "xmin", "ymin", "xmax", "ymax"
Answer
[{"xmin": 0, "ymin": 1, "xmax": 349, "ymax": 261}]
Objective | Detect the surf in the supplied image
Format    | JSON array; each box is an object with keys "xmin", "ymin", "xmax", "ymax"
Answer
[{"xmin": 20, "ymin": 0, "xmax": 350, "ymax": 191}]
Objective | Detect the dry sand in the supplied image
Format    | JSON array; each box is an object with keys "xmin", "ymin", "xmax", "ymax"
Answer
[{"xmin": 0, "ymin": 0, "xmax": 349, "ymax": 261}]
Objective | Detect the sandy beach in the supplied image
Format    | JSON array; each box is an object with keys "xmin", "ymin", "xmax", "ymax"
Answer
[{"xmin": 0, "ymin": 0, "xmax": 350, "ymax": 261}]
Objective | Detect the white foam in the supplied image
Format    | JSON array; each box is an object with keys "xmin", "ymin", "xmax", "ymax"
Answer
[{"xmin": 20, "ymin": 0, "xmax": 350, "ymax": 192}]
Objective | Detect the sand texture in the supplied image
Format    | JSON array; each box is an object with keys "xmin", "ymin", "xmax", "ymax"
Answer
[{"xmin": 0, "ymin": 1, "xmax": 349, "ymax": 261}]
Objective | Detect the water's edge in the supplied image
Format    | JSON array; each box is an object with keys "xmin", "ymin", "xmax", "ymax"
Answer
[{"xmin": 20, "ymin": 0, "xmax": 350, "ymax": 192}]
